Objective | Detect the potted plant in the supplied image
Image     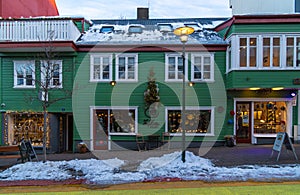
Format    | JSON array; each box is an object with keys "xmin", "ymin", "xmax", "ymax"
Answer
[{"xmin": 78, "ymin": 142, "xmax": 87, "ymax": 153}]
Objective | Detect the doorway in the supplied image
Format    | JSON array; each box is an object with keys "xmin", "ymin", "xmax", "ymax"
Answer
[
  {"xmin": 236, "ymin": 102, "xmax": 252, "ymax": 143},
  {"xmin": 93, "ymin": 110, "xmax": 109, "ymax": 150}
]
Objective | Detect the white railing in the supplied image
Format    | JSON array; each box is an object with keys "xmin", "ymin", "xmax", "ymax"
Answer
[{"xmin": 0, "ymin": 20, "xmax": 81, "ymax": 42}]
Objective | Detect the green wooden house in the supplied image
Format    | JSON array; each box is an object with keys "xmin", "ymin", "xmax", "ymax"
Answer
[
  {"xmin": 73, "ymin": 18, "xmax": 229, "ymax": 150},
  {"xmin": 0, "ymin": 17, "xmax": 86, "ymax": 153}
]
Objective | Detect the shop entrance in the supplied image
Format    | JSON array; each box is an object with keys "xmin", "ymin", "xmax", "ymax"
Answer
[
  {"xmin": 93, "ymin": 110, "xmax": 109, "ymax": 150},
  {"xmin": 236, "ymin": 102, "xmax": 252, "ymax": 143}
]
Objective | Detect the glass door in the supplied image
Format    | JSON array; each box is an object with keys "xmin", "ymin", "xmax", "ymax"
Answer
[
  {"xmin": 93, "ymin": 110, "xmax": 109, "ymax": 150},
  {"xmin": 236, "ymin": 102, "xmax": 252, "ymax": 143}
]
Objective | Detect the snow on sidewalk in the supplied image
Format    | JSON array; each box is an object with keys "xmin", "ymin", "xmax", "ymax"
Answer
[{"xmin": 0, "ymin": 151, "xmax": 300, "ymax": 185}]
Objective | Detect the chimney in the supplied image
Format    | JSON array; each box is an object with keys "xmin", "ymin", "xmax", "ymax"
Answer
[{"xmin": 137, "ymin": 7, "xmax": 149, "ymax": 19}]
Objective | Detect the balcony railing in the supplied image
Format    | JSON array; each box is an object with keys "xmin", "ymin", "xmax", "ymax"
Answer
[{"xmin": 0, "ymin": 20, "xmax": 81, "ymax": 42}]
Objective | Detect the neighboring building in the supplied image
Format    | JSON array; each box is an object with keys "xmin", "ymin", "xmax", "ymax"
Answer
[
  {"xmin": 0, "ymin": 17, "xmax": 83, "ymax": 152},
  {"xmin": 0, "ymin": 0, "xmax": 59, "ymax": 18},
  {"xmin": 229, "ymin": 0, "xmax": 300, "ymax": 15}
]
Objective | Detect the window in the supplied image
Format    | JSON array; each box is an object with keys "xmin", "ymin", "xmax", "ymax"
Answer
[
  {"xmin": 100, "ymin": 26, "xmax": 114, "ymax": 33},
  {"xmin": 116, "ymin": 54, "xmax": 138, "ymax": 81},
  {"xmin": 41, "ymin": 60, "xmax": 62, "ymax": 88},
  {"xmin": 128, "ymin": 26, "xmax": 143, "ymax": 33},
  {"xmin": 94, "ymin": 107, "xmax": 137, "ymax": 135},
  {"xmin": 90, "ymin": 54, "xmax": 112, "ymax": 82},
  {"xmin": 14, "ymin": 60, "xmax": 35, "ymax": 88},
  {"xmin": 191, "ymin": 53, "xmax": 214, "ymax": 82},
  {"xmin": 227, "ymin": 34, "xmax": 300, "ymax": 71},
  {"xmin": 165, "ymin": 53, "xmax": 187, "ymax": 81},
  {"xmin": 166, "ymin": 107, "xmax": 214, "ymax": 136},
  {"xmin": 286, "ymin": 37, "xmax": 300, "ymax": 68},
  {"xmin": 239, "ymin": 37, "xmax": 257, "ymax": 68},
  {"xmin": 262, "ymin": 37, "xmax": 280, "ymax": 67},
  {"xmin": 253, "ymin": 101, "xmax": 287, "ymax": 134}
]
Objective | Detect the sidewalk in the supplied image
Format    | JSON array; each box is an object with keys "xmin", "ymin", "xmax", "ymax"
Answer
[{"xmin": 1, "ymin": 144, "xmax": 299, "ymax": 171}]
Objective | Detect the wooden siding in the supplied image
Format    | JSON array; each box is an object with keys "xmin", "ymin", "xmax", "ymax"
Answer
[
  {"xmin": 0, "ymin": 55, "xmax": 74, "ymax": 112},
  {"xmin": 226, "ymin": 70, "xmax": 300, "ymax": 89},
  {"xmin": 73, "ymin": 51, "xmax": 230, "ymax": 143},
  {"xmin": 229, "ymin": 24, "xmax": 300, "ymax": 35}
]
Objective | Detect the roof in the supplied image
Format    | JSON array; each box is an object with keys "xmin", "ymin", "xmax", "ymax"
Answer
[{"xmin": 76, "ymin": 18, "xmax": 229, "ymax": 45}]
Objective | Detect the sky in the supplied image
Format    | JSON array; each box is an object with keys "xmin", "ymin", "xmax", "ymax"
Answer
[
  {"xmin": 55, "ymin": 0, "xmax": 232, "ymax": 20},
  {"xmin": 1, "ymin": 151, "xmax": 299, "ymax": 184}
]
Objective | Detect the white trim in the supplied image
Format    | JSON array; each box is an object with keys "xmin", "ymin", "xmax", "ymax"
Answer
[
  {"xmin": 40, "ymin": 60, "xmax": 63, "ymax": 88},
  {"xmin": 191, "ymin": 52, "xmax": 215, "ymax": 82},
  {"xmin": 234, "ymin": 98, "xmax": 293, "ymax": 144},
  {"xmin": 13, "ymin": 60, "xmax": 35, "ymax": 88},
  {"xmin": 89, "ymin": 54, "xmax": 113, "ymax": 82},
  {"xmin": 165, "ymin": 106, "xmax": 215, "ymax": 136},
  {"xmin": 227, "ymin": 34, "xmax": 300, "ymax": 72},
  {"xmin": 115, "ymin": 53, "xmax": 138, "ymax": 82},
  {"xmin": 165, "ymin": 52, "xmax": 188, "ymax": 82}
]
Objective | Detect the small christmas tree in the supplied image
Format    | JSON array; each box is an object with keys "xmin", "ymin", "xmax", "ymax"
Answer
[{"xmin": 144, "ymin": 68, "xmax": 160, "ymax": 118}]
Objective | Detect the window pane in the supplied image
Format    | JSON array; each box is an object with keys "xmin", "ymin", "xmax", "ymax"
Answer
[
  {"xmin": 240, "ymin": 38, "xmax": 247, "ymax": 67},
  {"xmin": 273, "ymin": 47, "xmax": 280, "ymax": 67},
  {"xmin": 250, "ymin": 47, "xmax": 256, "ymax": 67},
  {"xmin": 94, "ymin": 57, "xmax": 100, "ymax": 65}
]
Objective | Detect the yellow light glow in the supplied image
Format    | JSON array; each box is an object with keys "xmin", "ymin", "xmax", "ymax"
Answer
[
  {"xmin": 272, "ymin": 87, "xmax": 284, "ymax": 91},
  {"xmin": 173, "ymin": 26, "xmax": 195, "ymax": 36},
  {"xmin": 249, "ymin": 87, "xmax": 260, "ymax": 90}
]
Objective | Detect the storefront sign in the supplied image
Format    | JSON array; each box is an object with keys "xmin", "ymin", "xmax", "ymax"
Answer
[
  {"xmin": 271, "ymin": 132, "xmax": 298, "ymax": 161},
  {"xmin": 293, "ymin": 78, "xmax": 300, "ymax": 85}
]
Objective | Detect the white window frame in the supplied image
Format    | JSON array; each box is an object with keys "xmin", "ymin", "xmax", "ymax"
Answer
[
  {"xmin": 227, "ymin": 34, "xmax": 300, "ymax": 72},
  {"xmin": 115, "ymin": 53, "xmax": 138, "ymax": 82},
  {"xmin": 191, "ymin": 53, "xmax": 215, "ymax": 82},
  {"xmin": 261, "ymin": 36, "xmax": 281, "ymax": 68},
  {"xmin": 165, "ymin": 53, "xmax": 188, "ymax": 82},
  {"xmin": 40, "ymin": 60, "xmax": 63, "ymax": 88},
  {"xmin": 165, "ymin": 106, "xmax": 215, "ymax": 136},
  {"xmin": 90, "ymin": 54, "xmax": 113, "ymax": 82},
  {"xmin": 13, "ymin": 60, "xmax": 35, "ymax": 88},
  {"xmin": 285, "ymin": 36, "xmax": 300, "ymax": 69}
]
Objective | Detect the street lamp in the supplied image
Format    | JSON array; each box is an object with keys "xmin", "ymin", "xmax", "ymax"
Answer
[{"xmin": 174, "ymin": 26, "xmax": 194, "ymax": 163}]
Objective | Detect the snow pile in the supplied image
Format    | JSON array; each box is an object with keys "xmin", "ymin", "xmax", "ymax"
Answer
[{"xmin": 1, "ymin": 151, "xmax": 300, "ymax": 184}]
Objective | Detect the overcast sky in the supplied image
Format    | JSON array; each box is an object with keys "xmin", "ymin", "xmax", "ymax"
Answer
[{"xmin": 55, "ymin": 0, "xmax": 232, "ymax": 20}]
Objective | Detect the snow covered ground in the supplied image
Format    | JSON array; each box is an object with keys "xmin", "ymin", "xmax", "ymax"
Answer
[{"xmin": 1, "ymin": 151, "xmax": 300, "ymax": 185}]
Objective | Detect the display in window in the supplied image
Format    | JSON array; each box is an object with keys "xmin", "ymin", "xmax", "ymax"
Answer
[{"xmin": 168, "ymin": 110, "xmax": 211, "ymax": 134}]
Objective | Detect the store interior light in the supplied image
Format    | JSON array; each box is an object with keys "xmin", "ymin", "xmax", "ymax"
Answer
[
  {"xmin": 291, "ymin": 92, "xmax": 297, "ymax": 97},
  {"xmin": 272, "ymin": 87, "xmax": 284, "ymax": 91},
  {"xmin": 249, "ymin": 87, "xmax": 260, "ymax": 90}
]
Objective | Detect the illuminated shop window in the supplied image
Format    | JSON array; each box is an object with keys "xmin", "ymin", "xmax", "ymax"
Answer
[
  {"xmin": 167, "ymin": 107, "xmax": 214, "ymax": 135},
  {"xmin": 253, "ymin": 101, "xmax": 287, "ymax": 134}
]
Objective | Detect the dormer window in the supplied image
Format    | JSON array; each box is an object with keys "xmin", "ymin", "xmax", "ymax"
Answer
[
  {"xmin": 157, "ymin": 24, "xmax": 173, "ymax": 33},
  {"xmin": 100, "ymin": 26, "xmax": 114, "ymax": 33},
  {"xmin": 128, "ymin": 26, "xmax": 143, "ymax": 33}
]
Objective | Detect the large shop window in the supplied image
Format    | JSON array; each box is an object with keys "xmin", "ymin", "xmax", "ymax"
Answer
[
  {"xmin": 95, "ymin": 108, "xmax": 137, "ymax": 135},
  {"xmin": 90, "ymin": 54, "xmax": 112, "ymax": 82},
  {"xmin": 14, "ymin": 60, "xmax": 35, "ymax": 88},
  {"xmin": 166, "ymin": 107, "xmax": 214, "ymax": 135},
  {"xmin": 9, "ymin": 113, "xmax": 49, "ymax": 147},
  {"xmin": 116, "ymin": 54, "xmax": 138, "ymax": 81},
  {"xmin": 191, "ymin": 53, "xmax": 214, "ymax": 82},
  {"xmin": 253, "ymin": 101, "xmax": 287, "ymax": 134},
  {"xmin": 40, "ymin": 60, "xmax": 63, "ymax": 88},
  {"xmin": 165, "ymin": 53, "xmax": 187, "ymax": 81}
]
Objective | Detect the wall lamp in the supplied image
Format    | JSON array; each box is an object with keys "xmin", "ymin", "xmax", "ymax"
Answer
[
  {"xmin": 188, "ymin": 81, "xmax": 195, "ymax": 87},
  {"xmin": 110, "ymin": 81, "xmax": 116, "ymax": 86}
]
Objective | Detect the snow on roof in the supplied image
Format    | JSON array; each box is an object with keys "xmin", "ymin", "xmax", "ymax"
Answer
[{"xmin": 76, "ymin": 18, "xmax": 228, "ymax": 45}]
